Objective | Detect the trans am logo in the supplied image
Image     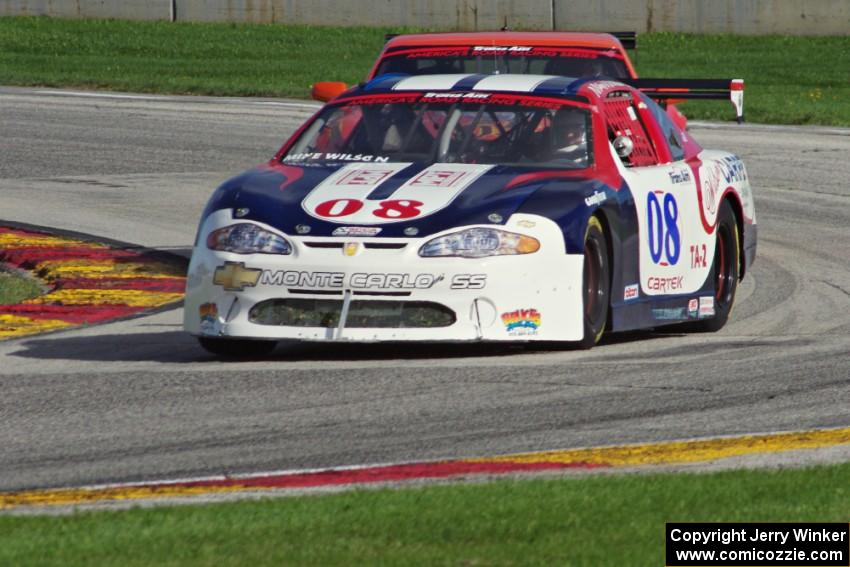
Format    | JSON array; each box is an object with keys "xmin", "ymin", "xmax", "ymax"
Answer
[{"xmin": 501, "ymin": 308, "xmax": 541, "ymax": 336}]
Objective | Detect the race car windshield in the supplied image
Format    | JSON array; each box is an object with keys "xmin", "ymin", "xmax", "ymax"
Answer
[
  {"xmin": 283, "ymin": 96, "xmax": 592, "ymax": 169},
  {"xmin": 375, "ymin": 48, "xmax": 628, "ymax": 78}
]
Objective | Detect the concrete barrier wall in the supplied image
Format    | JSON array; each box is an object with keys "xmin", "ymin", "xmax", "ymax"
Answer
[
  {"xmin": 0, "ymin": 0, "xmax": 172, "ymax": 21},
  {"xmin": 2, "ymin": 0, "xmax": 848, "ymax": 35},
  {"xmin": 174, "ymin": 0, "xmax": 553, "ymax": 29},
  {"xmin": 555, "ymin": 0, "xmax": 850, "ymax": 35}
]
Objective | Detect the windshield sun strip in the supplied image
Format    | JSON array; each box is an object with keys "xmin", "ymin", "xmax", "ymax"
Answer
[
  {"xmin": 335, "ymin": 91, "xmax": 590, "ymax": 109},
  {"xmin": 381, "ymin": 45, "xmax": 626, "ymax": 60},
  {"xmin": 282, "ymin": 97, "xmax": 593, "ymax": 168}
]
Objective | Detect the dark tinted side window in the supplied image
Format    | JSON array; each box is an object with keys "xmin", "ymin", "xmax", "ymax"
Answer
[{"xmin": 639, "ymin": 93, "xmax": 685, "ymax": 162}]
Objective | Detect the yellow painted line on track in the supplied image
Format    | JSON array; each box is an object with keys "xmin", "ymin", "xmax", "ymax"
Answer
[
  {"xmin": 468, "ymin": 426, "xmax": 850, "ymax": 467},
  {"xmin": 0, "ymin": 485, "xmax": 251, "ymax": 510},
  {"xmin": 3, "ymin": 427, "xmax": 850, "ymax": 510}
]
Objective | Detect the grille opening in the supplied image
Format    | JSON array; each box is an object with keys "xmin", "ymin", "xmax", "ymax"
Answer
[
  {"xmin": 302, "ymin": 242, "xmax": 407, "ymax": 250},
  {"xmin": 364, "ymin": 242, "xmax": 407, "ymax": 249},
  {"xmin": 249, "ymin": 298, "xmax": 455, "ymax": 328},
  {"xmin": 352, "ymin": 291, "xmax": 411, "ymax": 297},
  {"xmin": 287, "ymin": 289, "xmax": 343, "ymax": 296}
]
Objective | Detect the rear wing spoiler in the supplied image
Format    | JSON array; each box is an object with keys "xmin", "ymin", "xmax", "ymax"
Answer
[
  {"xmin": 623, "ymin": 78, "xmax": 745, "ymax": 123},
  {"xmin": 384, "ymin": 30, "xmax": 637, "ymax": 49}
]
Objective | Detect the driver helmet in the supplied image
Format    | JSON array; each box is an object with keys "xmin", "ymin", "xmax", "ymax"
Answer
[{"xmin": 553, "ymin": 110, "xmax": 587, "ymax": 155}]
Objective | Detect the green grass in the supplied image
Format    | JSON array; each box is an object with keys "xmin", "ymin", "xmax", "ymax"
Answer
[
  {"xmin": 2, "ymin": 463, "xmax": 849, "ymax": 566},
  {"xmin": 0, "ymin": 17, "xmax": 389, "ymax": 98},
  {"xmin": 638, "ymin": 33, "xmax": 850, "ymax": 125},
  {"xmin": 0, "ymin": 267, "xmax": 42, "ymax": 304},
  {"xmin": 1, "ymin": 17, "xmax": 849, "ymax": 125}
]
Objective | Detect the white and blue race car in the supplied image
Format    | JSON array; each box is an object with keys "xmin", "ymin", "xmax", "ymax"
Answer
[{"xmin": 184, "ymin": 73, "xmax": 755, "ymax": 356}]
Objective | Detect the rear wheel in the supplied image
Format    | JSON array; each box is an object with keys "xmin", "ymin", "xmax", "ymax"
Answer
[
  {"xmin": 579, "ymin": 216, "xmax": 611, "ymax": 349},
  {"xmin": 197, "ymin": 337, "xmax": 277, "ymax": 358},
  {"xmin": 692, "ymin": 200, "xmax": 740, "ymax": 332}
]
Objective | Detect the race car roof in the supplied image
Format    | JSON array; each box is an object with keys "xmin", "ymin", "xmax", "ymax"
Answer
[
  {"xmin": 356, "ymin": 73, "xmax": 604, "ymax": 101},
  {"xmin": 383, "ymin": 31, "xmax": 626, "ymax": 51}
]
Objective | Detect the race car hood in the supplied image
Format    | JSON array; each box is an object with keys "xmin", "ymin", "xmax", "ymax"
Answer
[{"xmin": 201, "ymin": 161, "xmax": 603, "ymax": 238}]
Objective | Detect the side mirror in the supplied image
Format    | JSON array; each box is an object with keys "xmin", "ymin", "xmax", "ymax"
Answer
[
  {"xmin": 311, "ymin": 81, "xmax": 348, "ymax": 102},
  {"xmin": 613, "ymin": 136, "xmax": 634, "ymax": 159}
]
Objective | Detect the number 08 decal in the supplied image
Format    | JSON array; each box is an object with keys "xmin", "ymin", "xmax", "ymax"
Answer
[
  {"xmin": 302, "ymin": 163, "xmax": 494, "ymax": 224},
  {"xmin": 646, "ymin": 191, "xmax": 680, "ymax": 266},
  {"xmin": 315, "ymin": 198, "xmax": 423, "ymax": 220}
]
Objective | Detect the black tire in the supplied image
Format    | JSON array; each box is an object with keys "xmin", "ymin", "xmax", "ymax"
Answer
[
  {"xmin": 197, "ymin": 336, "xmax": 277, "ymax": 358},
  {"xmin": 692, "ymin": 200, "xmax": 740, "ymax": 332},
  {"xmin": 579, "ymin": 216, "xmax": 611, "ymax": 349}
]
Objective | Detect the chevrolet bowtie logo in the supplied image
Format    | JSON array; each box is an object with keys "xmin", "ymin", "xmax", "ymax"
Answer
[
  {"xmin": 343, "ymin": 242, "xmax": 360, "ymax": 257},
  {"xmin": 213, "ymin": 262, "xmax": 261, "ymax": 291}
]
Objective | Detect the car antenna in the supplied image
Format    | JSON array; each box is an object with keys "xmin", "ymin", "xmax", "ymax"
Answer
[{"xmin": 495, "ymin": 18, "xmax": 511, "ymax": 74}]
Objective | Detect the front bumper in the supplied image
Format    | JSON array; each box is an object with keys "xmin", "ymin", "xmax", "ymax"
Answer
[{"xmin": 183, "ymin": 210, "xmax": 584, "ymax": 342}]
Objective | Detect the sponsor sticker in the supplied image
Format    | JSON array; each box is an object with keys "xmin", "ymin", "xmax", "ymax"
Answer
[
  {"xmin": 624, "ymin": 284, "xmax": 639, "ymax": 302},
  {"xmin": 721, "ymin": 155, "xmax": 748, "ymax": 184},
  {"xmin": 404, "ymin": 47, "xmax": 469, "ymax": 58},
  {"xmin": 331, "ymin": 226, "xmax": 382, "ymax": 237},
  {"xmin": 652, "ymin": 307, "xmax": 687, "ymax": 321},
  {"xmin": 422, "ymin": 92, "xmax": 491, "ymax": 101},
  {"xmin": 584, "ymin": 190, "xmax": 607, "ymax": 207},
  {"xmin": 701, "ymin": 156, "xmax": 747, "ymax": 218},
  {"xmin": 699, "ymin": 296, "xmax": 715, "ymax": 318},
  {"xmin": 284, "ymin": 153, "xmax": 390, "ymax": 163},
  {"xmin": 501, "ymin": 308, "xmax": 541, "ymax": 336},
  {"xmin": 646, "ymin": 276, "xmax": 684, "ymax": 293},
  {"xmin": 667, "ymin": 167, "xmax": 691, "ymax": 184},
  {"xmin": 702, "ymin": 162, "xmax": 724, "ymax": 216},
  {"xmin": 688, "ymin": 298, "xmax": 699, "ymax": 318},
  {"xmin": 199, "ymin": 302, "xmax": 219, "ymax": 336},
  {"xmin": 472, "ymin": 45, "xmax": 533, "ymax": 54}
]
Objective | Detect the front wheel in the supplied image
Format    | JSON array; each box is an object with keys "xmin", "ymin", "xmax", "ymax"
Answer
[
  {"xmin": 197, "ymin": 336, "xmax": 277, "ymax": 358},
  {"xmin": 692, "ymin": 200, "xmax": 740, "ymax": 332},
  {"xmin": 579, "ymin": 216, "xmax": 611, "ymax": 349}
]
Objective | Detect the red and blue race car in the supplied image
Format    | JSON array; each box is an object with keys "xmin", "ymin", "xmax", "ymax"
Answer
[
  {"xmin": 185, "ymin": 73, "xmax": 754, "ymax": 356},
  {"xmin": 312, "ymin": 31, "xmax": 693, "ymax": 127}
]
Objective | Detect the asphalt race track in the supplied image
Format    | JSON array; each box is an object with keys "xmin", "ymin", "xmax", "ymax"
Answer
[{"xmin": 1, "ymin": 87, "xmax": 849, "ymax": 492}]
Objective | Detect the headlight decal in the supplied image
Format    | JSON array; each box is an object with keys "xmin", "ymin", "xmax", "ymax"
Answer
[
  {"xmin": 206, "ymin": 223, "xmax": 292, "ymax": 255},
  {"xmin": 418, "ymin": 228, "xmax": 539, "ymax": 258}
]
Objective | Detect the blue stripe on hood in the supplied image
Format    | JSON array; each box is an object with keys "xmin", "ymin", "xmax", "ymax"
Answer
[{"xmin": 202, "ymin": 162, "xmax": 604, "ymax": 241}]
